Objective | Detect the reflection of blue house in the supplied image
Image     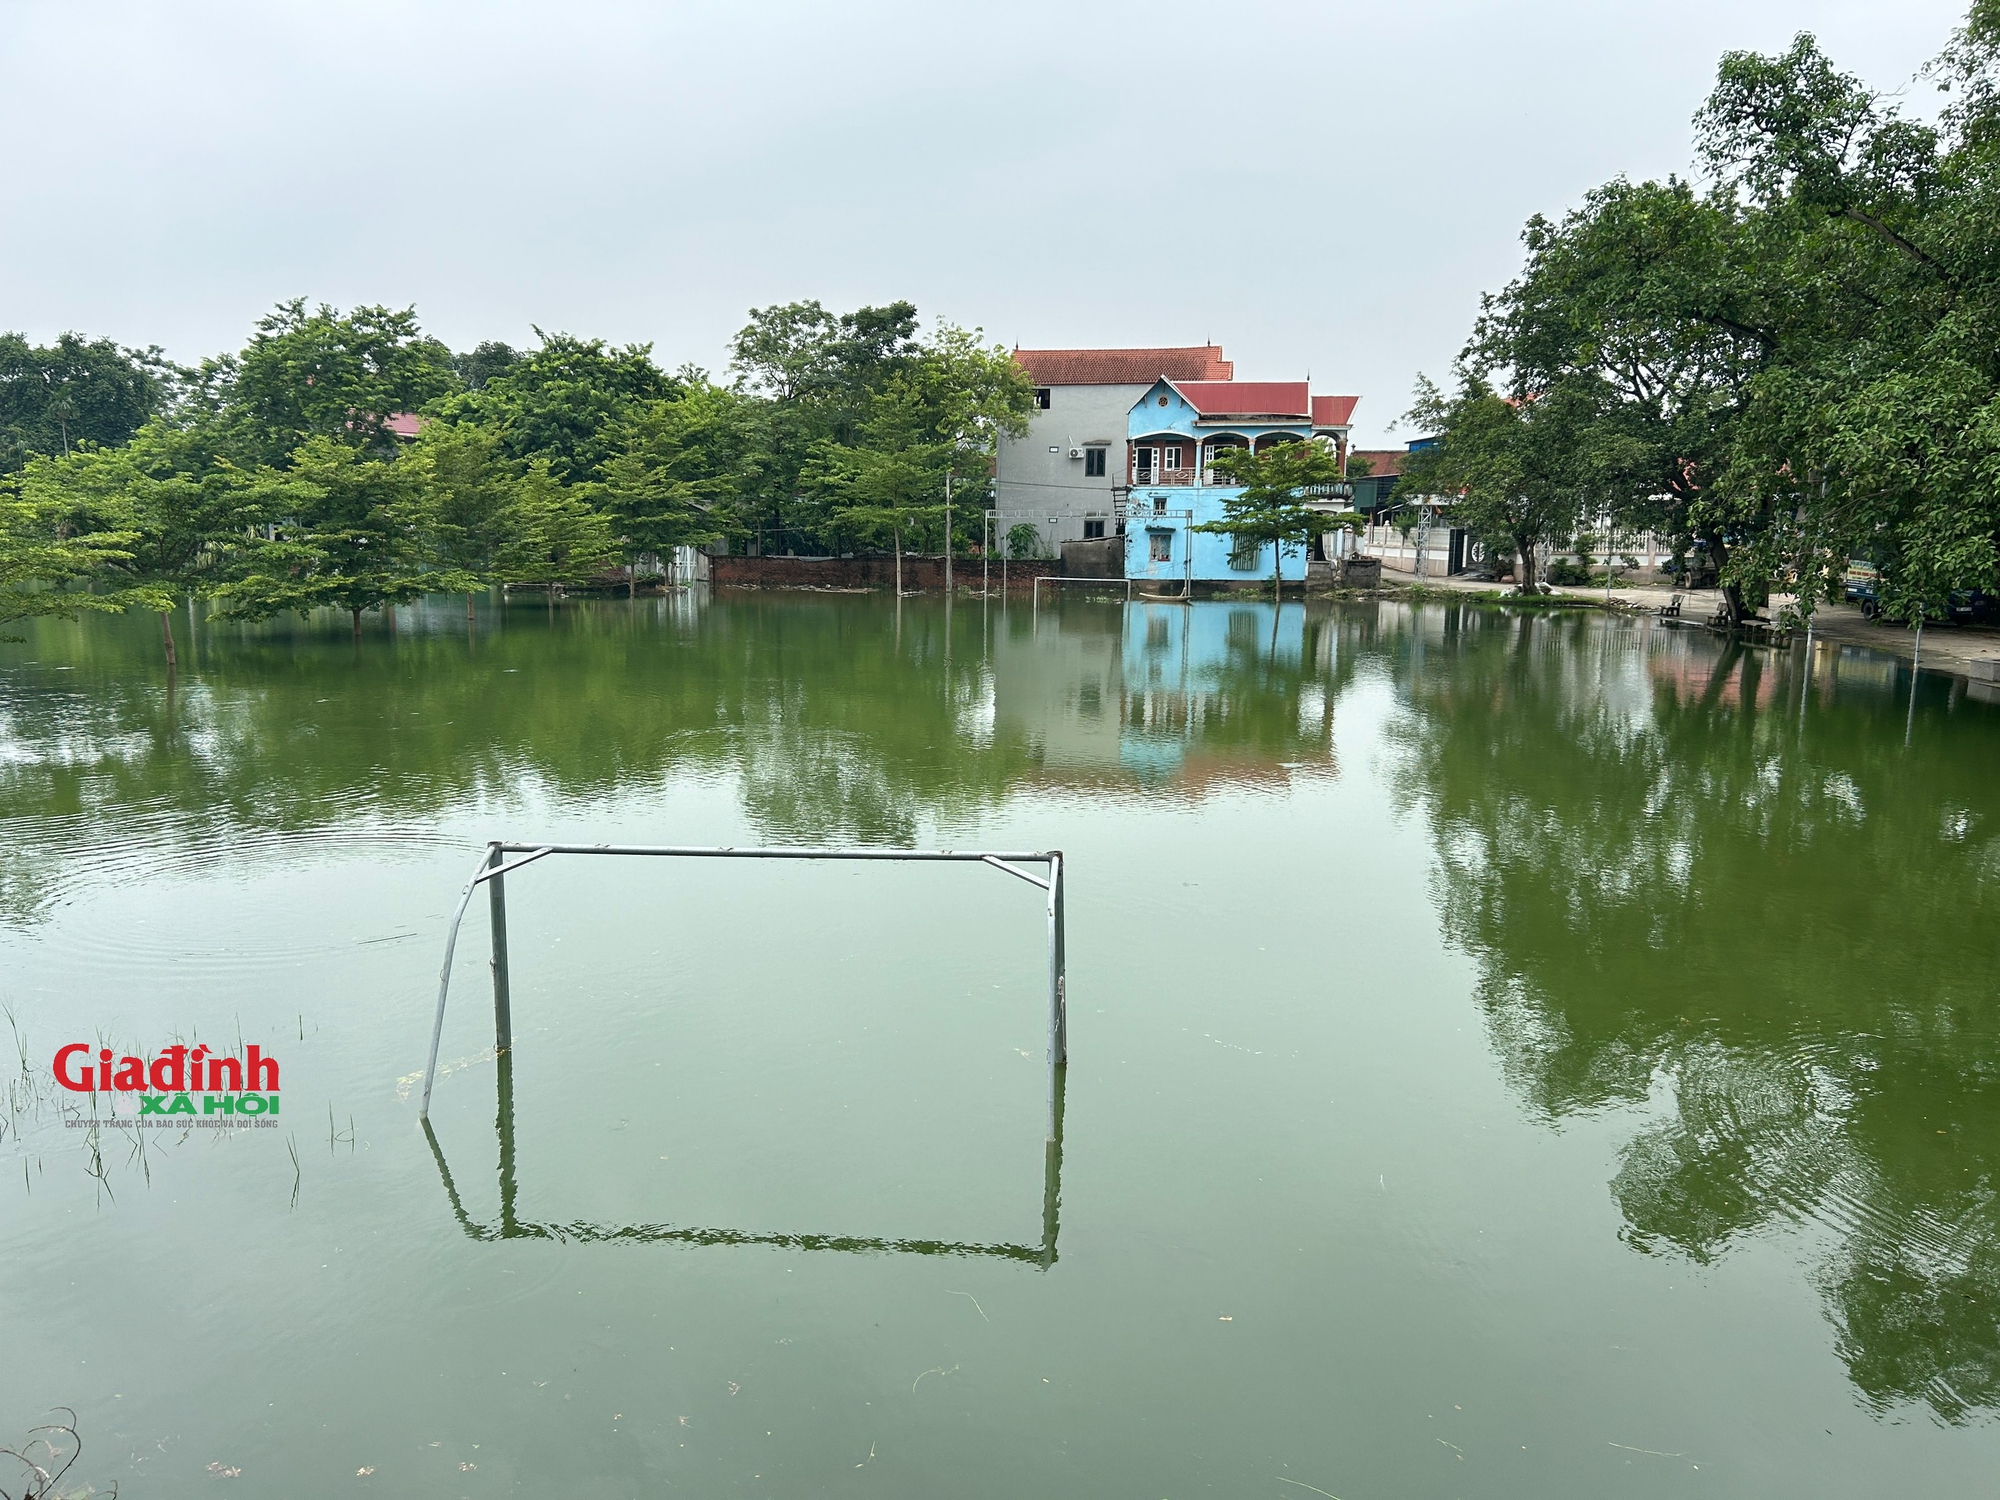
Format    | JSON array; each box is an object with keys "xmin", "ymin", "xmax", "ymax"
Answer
[
  {"xmin": 1118, "ymin": 601, "xmax": 1307, "ymax": 776},
  {"xmin": 1123, "ymin": 379, "xmax": 1357, "ymax": 585}
]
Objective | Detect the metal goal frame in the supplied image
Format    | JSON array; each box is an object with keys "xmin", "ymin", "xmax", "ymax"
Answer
[
  {"xmin": 416, "ymin": 841, "xmax": 1070, "ymax": 1266},
  {"xmin": 419, "ymin": 841, "xmax": 1068, "ymax": 1136}
]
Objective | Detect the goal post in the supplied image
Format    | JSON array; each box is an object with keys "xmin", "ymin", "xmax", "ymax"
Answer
[
  {"xmin": 420, "ymin": 841, "xmax": 1069, "ymax": 1132},
  {"xmin": 416, "ymin": 840, "xmax": 1070, "ymax": 1267}
]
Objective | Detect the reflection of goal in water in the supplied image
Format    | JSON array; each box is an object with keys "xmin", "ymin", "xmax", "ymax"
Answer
[{"xmin": 417, "ymin": 841, "xmax": 1069, "ymax": 1267}]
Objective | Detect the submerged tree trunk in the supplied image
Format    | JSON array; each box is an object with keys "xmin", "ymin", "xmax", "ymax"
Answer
[
  {"xmin": 628, "ymin": 562, "xmax": 636, "ymax": 601},
  {"xmin": 894, "ymin": 526, "xmax": 903, "ymax": 597},
  {"xmin": 159, "ymin": 611, "xmax": 178, "ymax": 670},
  {"xmin": 351, "ymin": 607, "xmax": 363, "ymax": 642},
  {"xmin": 466, "ymin": 592, "xmax": 477, "ymax": 624},
  {"xmin": 1273, "ymin": 537, "xmax": 1283, "ymax": 602}
]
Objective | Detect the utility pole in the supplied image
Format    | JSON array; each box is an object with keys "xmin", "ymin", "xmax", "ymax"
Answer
[{"xmin": 1603, "ymin": 499, "xmax": 1614, "ymax": 610}]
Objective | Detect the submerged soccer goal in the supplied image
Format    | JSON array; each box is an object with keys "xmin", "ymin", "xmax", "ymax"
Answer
[{"xmin": 416, "ymin": 840, "xmax": 1071, "ymax": 1265}]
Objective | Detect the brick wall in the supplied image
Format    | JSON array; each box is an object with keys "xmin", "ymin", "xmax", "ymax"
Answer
[{"xmin": 710, "ymin": 555, "xmax": 1005, "ymax": 591}]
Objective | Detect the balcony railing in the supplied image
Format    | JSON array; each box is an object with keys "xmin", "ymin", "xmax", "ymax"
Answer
[{"xmin": 1130, "ymin": 467, "xmax": 1242, "ymax": 488}]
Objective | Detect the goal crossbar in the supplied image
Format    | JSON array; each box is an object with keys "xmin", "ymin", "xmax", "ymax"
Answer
[{"xmin": 419, "ymin": 842, "xmax": 1069, "ymax": 1139}]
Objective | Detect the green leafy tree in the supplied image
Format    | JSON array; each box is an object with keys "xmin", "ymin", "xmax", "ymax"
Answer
[
  {"xmin": 222, "ymin": 299, "xmax": 460, "ymax": 466},
  {"xmin": 0, "ymin": 332, "xmax": 178, "ymax": 471},
  {"xmin": 452, "ymin": 341, "xmax": 523, "ymax": 391},
  {"xmin": 1195, "ymin": 438, "xmax": 1350, "ymax": 599},
  {"xmin": 1463, "ymin": 178, "xmax": 1774, "ymax": 618},
  {"xmin": 730, "ymin": 300, "xmax": 920, "ymax": 416},
  {"xmin": 1453, "ymin": 8, "xmax": 2000, "ymax": 625},
  {"xmin": 218, "ymin": 435, "xmax": 464, "ymax": 638},
  {"xmin": 408, "ymin": 422, "xmax": 519, "ymax": 619},
  {"xmin": 728, "ymin": 301, "xmax": 923, "ymax": 553},
  {"xmin": 1399, "ymin": 377, "xmax": 1623, "ymax": 593},
  {"xmin": 436, "ymin": 332, "xmax": 677, "ymax": 485},
  {"xmin": 596, "ymin": 381, "xmax": 751, "ymax": 590},
  {"xmin": 18, "ymin": 424, "xmax": 265, "ymax": 664},
  {"xmin": 496, "ymin": 460, "xmax": 620, "ymax": 597},
  {"xmin": 801, "ymin": 328, "xmax": 1032, "ymax": 591},
  {"xmin": 1004, "ymin": 522, "xmax": 1046, "ymax": 561},
  {"xmin": 804, "ymin": 383, "xmax": 938, "ymax": 593},
  {"xmin": 0, "ymin": 470, "xmax": 143, "ymax": 628}
]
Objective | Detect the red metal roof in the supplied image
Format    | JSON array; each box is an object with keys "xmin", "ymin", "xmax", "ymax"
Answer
[
  {"xmin": 1014, "ymin": 346, "xmax": 1232, "ymax": 385},
  {"xmin": 384, "ymin": 412, "xmax": 424, "ymax": 439},
  {"xmin": 1175, "ymin": 381, "xmax": 1310, "ymax": 418},
  {"xmin": 1311, "ymin": 395, "xmax": 1358, "ymax": 429}
]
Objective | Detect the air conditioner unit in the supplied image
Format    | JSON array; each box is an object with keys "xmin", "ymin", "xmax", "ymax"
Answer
[{"xmin": 1068, "ymin": 447, "xmax": 1085, "ymax": 459}]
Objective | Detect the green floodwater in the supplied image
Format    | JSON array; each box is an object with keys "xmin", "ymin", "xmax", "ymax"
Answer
[{"xmin": 2, "ymin": 591, "xmax": 1997, "ymax": 1498}]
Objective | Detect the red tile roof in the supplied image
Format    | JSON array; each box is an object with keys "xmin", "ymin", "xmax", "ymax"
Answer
[
  {"xmin": 1311, "ymin": 395, "xmax": 1358, "ymax": 429},
  {"xmin": 1350, "ymin": 449, "xmax": 1406, "ymax": 478},
  {"xmin": 1014, "ymin": 345, "xmax": 1232, "ymax": 385},
  {"xmin": 1175, "ymin": 381, "xmax": 1310, "ymax": 418}
]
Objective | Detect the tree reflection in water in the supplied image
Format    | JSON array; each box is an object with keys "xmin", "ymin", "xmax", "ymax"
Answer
[
  {"xmin": 0, "ymin": 592, "xmax": 1353, "ymax": 928},
  {"xmin": 1386, "ymin": 602, "xmax": 2000, "ymax": 1423}
]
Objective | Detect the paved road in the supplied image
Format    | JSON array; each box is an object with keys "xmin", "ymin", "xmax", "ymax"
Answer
[{"xmin": 1376, "ymin": 566, "xmax": 2000, "ymax": 682}]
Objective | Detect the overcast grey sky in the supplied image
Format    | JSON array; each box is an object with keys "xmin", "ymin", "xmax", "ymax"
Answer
[{"xmin": 0, "ymin": 0, "xmax": 1970, "ymax": 444}]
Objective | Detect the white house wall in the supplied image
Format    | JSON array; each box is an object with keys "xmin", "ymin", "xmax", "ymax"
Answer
[{"xmin": 994, "ymin": 383, "xmax": 1145, "ymax": 554}]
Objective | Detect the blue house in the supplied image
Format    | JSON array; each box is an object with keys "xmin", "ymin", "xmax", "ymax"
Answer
[{"xmin": 1122, "ymin": 379, "xmax": 1357, "ymax": 586}]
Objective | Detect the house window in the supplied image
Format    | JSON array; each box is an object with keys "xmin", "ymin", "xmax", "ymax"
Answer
[
  {"xmin": 1034, "ymin": 388, "xmax": 1051, "ymax": 409},
  {"xmin": 1229, "ymin": 534, "xmax": 1260, "ymax": 570},
  {"xmin": 1148, "ymin": 530, "xmax": 1173, "ymax": 562},
  {"xmin": 1083, "ymin": 519, "xmax": 1106, "ymax": 539},
  {"xmin": 1083, "ymin": 447, "xmax": 1106, "ymax": 477},
  {"xmin": 1152, "ymin": 497, "xmax": 1168, "ymax": 515},
  {"xmin": 1162, "ymin": 445, "xmax": 1183, "ymax": 471}
]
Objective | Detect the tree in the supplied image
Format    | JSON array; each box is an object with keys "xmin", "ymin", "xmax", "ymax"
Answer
[
  {"xmin": 804, "ymin": 382, "xmax": 938, "ymax": 594},
  {"xmin": 1192, "ymin": 439, "xmax": 1349, "ymax": 599},
  {"xmin": 435, "ymin": 331, "xmax": 677, "ymax": 485},
  {"xmin": 495, "ymin": 460, "xmax": 620, "ymax": 599},
  {"xmin": 452, "ymin": 341, "xmax": 523, "ymax": 391},
  {"xmin": 1451, "ymin": 9, "xmax": 2000, "ymax": 625},
  {"xmin": 800, "ymin": 328, "xmax": 1032, "ymax": 592},
  {"xmin": 18, "ymin": 423, "xmax": 265, "ymax": 665},
  {"xmin": 1463, "ymin": 178, "xmax": 1775, "ymax": 619},
  {"xmin": 222, "ymin": 299, "xmax": 460, "ymax": 466},
  {"xmin": 596, "ymin": 381, "xmax": 750, "ymax": 590},
  {"xmin": 0, "ymin": 469, "xmax": 143, "ymax": 629},
  {"xmin": 1005, "ymin": 522, "xmax": 1046, "ymax": 561},
  {"xmin": 730, "ymin": 299, "xmax": 920, "ymax": 414},
  {"xmin": 217, "ymin": 435, "xmax": 463, "ymax": 638},
  {"xmin": 0, "ymin": 332, "xmax": 178, "ymax": 471},
  {"xmin": 728, "ymin": 300, "xmax": 924, "ymax": 554},
  {"xmin": 1398, "ymin": 376, "xmax": 1624, "ymax": 593},
  {"xmin": 409, "ymin": 422, "xmax": 519, "ymax": 620}
]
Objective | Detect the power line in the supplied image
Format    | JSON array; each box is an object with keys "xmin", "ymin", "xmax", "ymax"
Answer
[{"xmin": 991, "ymin": 477, "xmax": 1131, "ymax": 494}]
